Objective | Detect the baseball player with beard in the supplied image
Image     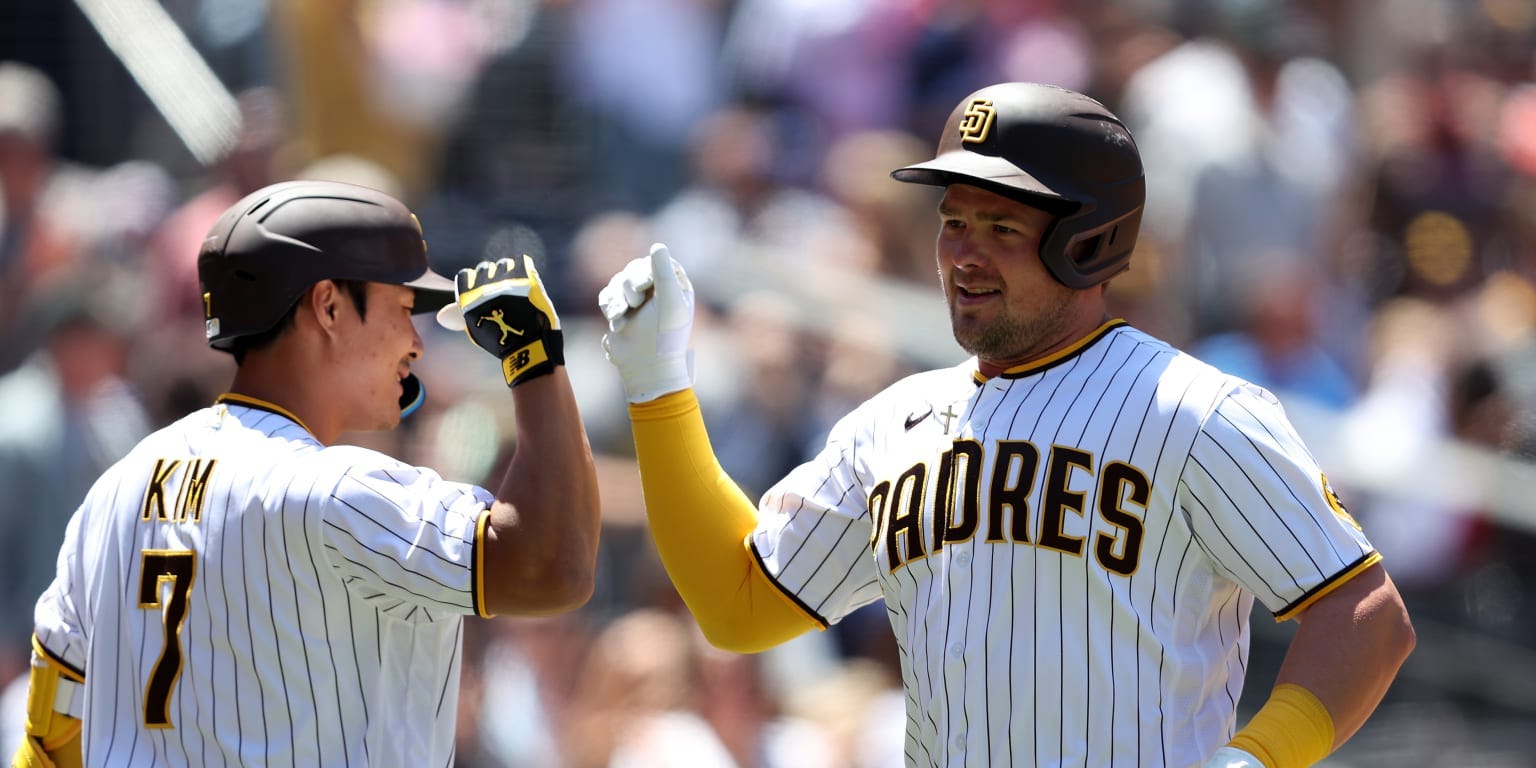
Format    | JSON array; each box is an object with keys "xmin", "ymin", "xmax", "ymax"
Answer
[
  {"xmin": 12, "ymin": 180, "xmax": 600, "ymax": 767},
  {"xmin": 599, "ymin": 83, "xmax": 1415, "ymax": 767}
]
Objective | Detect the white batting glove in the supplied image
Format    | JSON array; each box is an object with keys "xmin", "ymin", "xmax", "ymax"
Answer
[
  {"xmin": 598, "ymin": 242, "xmax": 695, "ymax": 403},
  {"xmin": 1203, "ymin": 746, "xmax": 1265, "ymax": 768}
]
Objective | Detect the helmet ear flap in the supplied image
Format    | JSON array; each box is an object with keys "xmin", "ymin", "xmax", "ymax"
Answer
[{"xmin": 1038, "ymin": 202, "xmax": 1142, "ymax": 289}]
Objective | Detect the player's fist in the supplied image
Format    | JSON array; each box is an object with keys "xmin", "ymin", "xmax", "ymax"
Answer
[
  {"xmin": 439, "ymin": 255, "xmax": 564, "ymax": 388},
  {"xmin": 598, "ymin": 243, "xmax": 695, "ymax": 403}
]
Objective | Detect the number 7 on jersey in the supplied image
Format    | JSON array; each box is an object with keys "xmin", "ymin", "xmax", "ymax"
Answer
[{"xmin": 138, "ymin": 549, "xmax": 196, "ymax": 728}]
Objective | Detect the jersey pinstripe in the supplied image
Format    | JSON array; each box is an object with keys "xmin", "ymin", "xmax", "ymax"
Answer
[
  {"xmin": 31, "ymin": 395, "xmax": 494, "ymax": 767},
  {"xmin": 748, "ymin": 321, "xmax": 1377, "ymax": 767}
]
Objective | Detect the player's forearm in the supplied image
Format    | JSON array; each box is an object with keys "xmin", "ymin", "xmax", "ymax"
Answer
[
  {"xmin": 629, "ymin": 390, "xmax": 818, "ymax": 652},
  {"xmin": 484, "ymin": 368, "xmax": 601, "ymax": 615},
  {"xmin": 1219, "ymin": 566, "xmax": 1413, "ymax": 768},
  {"xmin": 1275, "ymin": 564, "xmax": 1415, "ymax": 748}
]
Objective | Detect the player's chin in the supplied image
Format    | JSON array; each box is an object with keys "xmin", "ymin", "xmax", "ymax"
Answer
[
  {"xmin": 950, "ymin": 311, "xmax": 1004, "ymax": 351},
  {"xmin": 366, "ymin": 385, "xmax": 405, "ymax": 431},
  {"xmin": 359, "ymin": 402, "xmax": 403, "ymax": 433},
  {"xmin": 947, "ymin": 300, "xmax": 992, "ymax": 330},
  {"xmin": 383, "ymin": 398, "xmax": 405, "ymax": 427}
]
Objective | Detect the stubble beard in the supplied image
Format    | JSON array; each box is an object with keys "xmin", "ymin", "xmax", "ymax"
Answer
[{"xmin": 949, "ymin": 284, "xmax": 1076, "ymax": 363}]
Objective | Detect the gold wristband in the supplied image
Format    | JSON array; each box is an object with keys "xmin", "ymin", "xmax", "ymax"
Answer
[{"xmin": 1227, "ymin": 683, "xmax": 1335, "ymax": 768}]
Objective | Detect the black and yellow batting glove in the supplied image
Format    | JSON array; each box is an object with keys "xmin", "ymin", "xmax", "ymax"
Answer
[{"xmin": 453, "ymin": 255, "xmax": 564, "ymax": 388}]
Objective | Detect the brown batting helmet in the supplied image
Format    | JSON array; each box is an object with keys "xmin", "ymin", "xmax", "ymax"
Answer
[
  {"xmin": 198, "ymin": 179, "xmax": 455, "ymax": 352},
  {"xmin": 892, "ymin": 82, "xmax": 1144, "ymax": 288}
]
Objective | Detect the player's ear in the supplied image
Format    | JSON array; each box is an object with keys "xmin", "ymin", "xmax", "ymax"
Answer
[{"xmin": 300, "ymin": 280, "xmax": 343, "ymax": 336}]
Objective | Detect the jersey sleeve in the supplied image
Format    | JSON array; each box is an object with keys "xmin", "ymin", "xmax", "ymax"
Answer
[
  {"xmin": 32, "ymin": 505, "xmax": 89, "ymax": 687},
  {"xmin": 1178, "ymin": 383, "xmax": 1379, "ymax": 619},
  {"xmin": 316, "ymin": 452, "xmax": 495, "ymax": 621},
  {"xmin": 750, "ymin": 405, "xmax": 885, "ymax": 627}
]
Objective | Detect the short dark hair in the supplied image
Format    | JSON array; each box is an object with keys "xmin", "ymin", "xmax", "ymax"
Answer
[{"xmin": 228, "ymin": 279, "xmax": 370, "ymax": 364}]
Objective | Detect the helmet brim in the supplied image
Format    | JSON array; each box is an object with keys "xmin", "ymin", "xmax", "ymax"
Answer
[
  {"xmin": 894, "ymin": 149, "xmax": 1068, "ymax": 196},
  {"xmin": 405, "ymin": 269, "xmax": 456, "ymax": 315}
]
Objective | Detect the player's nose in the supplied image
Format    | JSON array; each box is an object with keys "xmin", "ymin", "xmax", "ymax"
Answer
[
  {"xmin": 947, "ymin": 234, "xmax": 989, "ymax": 268},
  {"xmin": 408, "ymin": 320, "xmax": 424, "ymax": 359}
]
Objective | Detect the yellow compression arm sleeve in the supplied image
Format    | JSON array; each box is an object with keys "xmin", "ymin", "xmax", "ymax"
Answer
[
  {"xmin": 629, "ymin": 390, "xmax": 823, "ymax": 652},
  {"xmin": 12, "ymin": 640, "xmax": 83, "ymax": 768},
  {"xmin": 1227, "ymin": 683, "xmax": 1335, "ymax": 768}
]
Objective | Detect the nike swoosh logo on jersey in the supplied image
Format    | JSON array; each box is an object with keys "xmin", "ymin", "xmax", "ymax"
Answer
[{"xmin": 905, "ymin": 407, "xmax": 932, "ymax": 431}]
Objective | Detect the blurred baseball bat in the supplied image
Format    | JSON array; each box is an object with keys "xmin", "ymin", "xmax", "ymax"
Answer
[{"xmin": 73, "ymin": 0, "xmax": 240, "ymax": 166}]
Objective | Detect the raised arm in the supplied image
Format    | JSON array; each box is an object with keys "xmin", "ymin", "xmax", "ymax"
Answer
[
  {"xmin": 447, "ymin": 256, "xmax": 601, "ymax": 616},
  {"xmin": 598, "ymin": 244, "xmax": 819, "ymax": 652}
]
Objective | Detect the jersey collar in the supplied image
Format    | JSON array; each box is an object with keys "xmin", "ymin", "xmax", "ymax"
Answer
[
  {"xmin": 971, "ymin": 319, "xmax": 1128, "ymax": 384},
  {"xmin": 216, "ymin": 393, "xmax": 316, "ymax": 437}
]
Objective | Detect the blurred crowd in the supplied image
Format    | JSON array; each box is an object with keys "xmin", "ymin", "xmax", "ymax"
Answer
[{"xmin": 4, "ymin": 0, "xmax": 1536, "ymax": 765}]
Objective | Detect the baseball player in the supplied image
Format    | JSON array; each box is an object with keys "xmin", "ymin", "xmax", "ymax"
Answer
[
  {"xmin": 599, "ymin": 83, "xmax": 1415, "ymax": 767},
  {"xmin": 12, "ymin": 180, "xmax": 600, "ymax": 767}
]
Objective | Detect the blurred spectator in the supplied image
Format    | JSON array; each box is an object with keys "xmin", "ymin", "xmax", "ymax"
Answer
[
  {"xmin": 780, "ymin": 658, "xmax": 904, "ymax": 768},
  {"xmin": 1124, "ymin": 1, "xmax": 1363, "ymax": 345},
  {"xmin": 1339, "ymin": 298, "xmax": 1470, "ymax": 590},
  {"xmin": 1191, "ymin": 259, "xmax": 1358, "ymax": 411},
  {"xmin": 567, "ymin": 211, "xmax": 656, "ymax": 322},
  {"xmin": 819, "ymin": 129, "xmax": 934, "ymax": 285},
  {"xmin": 0, "ymin": 61, "xmax": 96, "ymax": 372},
  {"xmin": 0, "ymin": 267, "xmax": 150, "ymax": 683},
  {"xmin": 1339, "ymin": 272, "xmax": 1536, "ymax": 652},
  {"xmin": 0, "ymin": 61, "xmax": 63, "ymax": 268},
  {"xmin": 1117, "ymin": 26, "xmax": 1255, "ymax": 256},
  {"xmin": 0, "ymin": 669, "xmax": 23, "ymax": 764},
  {"xmin": 1485, "ymin": 276, "xmax": 1536, "ymax": 459},
  {"xmin": 904, "ymin": 1, "xmax": 1097, "ymax": 138},
  {"xmin": 270, "ymin": 0, "xmax": 464, "ymax": 197},
  {"xmin": 363, "ymin": 0, "xmax": 495, "ymax": 137},
  {"xmin": 1357, "ymin": 40, "xmax": 1512, "ymax": 303},
  {"xmin": 1494, "ymin": 83, "xmax": 1536, "ymax": 287},
  {"xmin": 650, "ymin": 104, "xmax": 860, "ymax": 290},
  {"xmin": 146, "ymin": 87, "xmax": 292, "ymax": 325},
  {"xmin": 470, "ymin": 615, "xmax": 593, "ymax": 768},
  {"xmin": 722, "ymin": 0, "xmax": 922, "ymax": 171},
  {"xmin": 561, "ymin": 609, "xmax": 733, "ymax": 768},
  {"xmin": 695, "ymin": 644, "xmax": 838, "ymax": 768},
  {"xmin": 1075, "ymin": 5, "xmax": 1182, "ymax": 104},
  {"xmin": 429, "ymin": 0, "xmax": 594, "ymax": 305},
  {"xmin": 797, "ymin": 310, "xmax": 908, "ymax": 457},
  {"xmin": 560, "ymin": 210, "xmax": 659, "ymax": 452},
  {"xmin": 705, "ymin": 291, "xmax": 816, "ymax": 499},
  {"xmin": 564, "ymin": 0, "xmax": 727, "ymax": 214},
  {"xmin": 298, "ymin": 152, "xmax": 405, "ymax": 199}
]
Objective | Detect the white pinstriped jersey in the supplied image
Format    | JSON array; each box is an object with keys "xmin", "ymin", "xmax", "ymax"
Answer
[
  {"xmin": 749, "ymin": 321, "xmax": 1378, "ymax": 767},
  {"xmin": 31, "ymin": 395, "xmax": 494, "ymax": 767}
]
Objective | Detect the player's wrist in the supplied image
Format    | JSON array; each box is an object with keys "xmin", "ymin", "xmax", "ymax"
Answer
[
  {"xmin": 616, "ymin": 351, "xmax": 691, "ymax": 403},
  {"xmin": 446, "ymin": 255, "xmax": 566, "ymax": 389},
  {"xmin": 500, "ymin": 329, "xmax": 564, "ymax": 388},
  {"xmin": 1225, "ymin": 683, "xmax": 1334, "ymax": 768}
]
